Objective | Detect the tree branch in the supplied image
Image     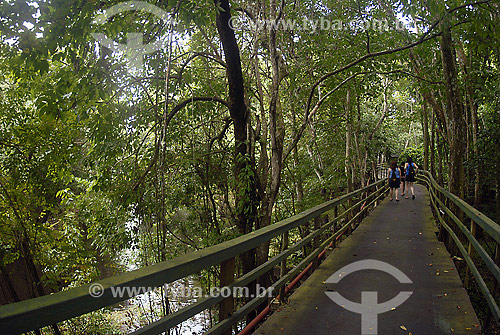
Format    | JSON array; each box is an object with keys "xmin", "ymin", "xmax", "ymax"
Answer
[
  {"xmin": 133, "ymin": 97, "xmax": 229, "ymax": 191},
  {"xmin": 304, "ymin": 0, "xmax": 491, "ymax": 119}
]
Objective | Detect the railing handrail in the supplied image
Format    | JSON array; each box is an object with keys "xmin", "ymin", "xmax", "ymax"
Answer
[
  {"xmin": 418, "ymin": 170, "xmax": 500, "ymax": 244},
  {"xmin": 0, "ymin": 178, "xmax": 386, "ymax": 334},
  {"xmin": 417, "ymin": 170, "xmax": 500, "ymax": 324}
]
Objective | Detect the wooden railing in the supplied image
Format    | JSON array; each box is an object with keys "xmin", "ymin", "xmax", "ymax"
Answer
[
  {"xmin": 417, "ymin": 170, "xmax": 500, "ymax": 325},
  {"xmin": 0, "ymin": 178, "xmax": 388, "ymax": 334}
]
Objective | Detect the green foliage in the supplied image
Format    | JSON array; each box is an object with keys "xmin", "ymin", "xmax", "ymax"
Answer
[
  {"xmin": 1, "ymin": 0, "xmax": 499, "ymax": 332},
  {"xmin": 60, "ymin": 309, "xmax": 122, "ymax": 335},
  {"xmin": 399, "ymin": 147, "xmax": 424, "ymax": 167},
  {"xmin": 235, "ymin": 153, "xmax": 258, "ymax": 219}
]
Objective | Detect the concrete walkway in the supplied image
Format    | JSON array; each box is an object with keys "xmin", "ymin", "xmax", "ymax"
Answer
[{"xmin": 256, "ymin": 184, "xmax": 481, "ymax": 335}]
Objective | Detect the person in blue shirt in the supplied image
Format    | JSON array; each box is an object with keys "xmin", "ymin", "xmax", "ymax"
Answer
[
  {"xmin": 387, "ymin": 161, "xmax": 401, "ymax": 201},
  {"xmin": 404, "ymin": 156, "xmax": 418, "ymax": 199}
]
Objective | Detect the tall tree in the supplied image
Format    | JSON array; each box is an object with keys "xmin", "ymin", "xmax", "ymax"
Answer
[
  {"xmin": 440, "ymin": 18, "xmax": 466, "ymax": 198},
  {"xmin": 214, "ymin": 0, "xmax": 257, "ymax": 275}
]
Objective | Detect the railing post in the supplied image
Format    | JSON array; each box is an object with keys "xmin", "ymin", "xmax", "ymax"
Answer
[
  {"xmin": 436, "ymin": 194, "xmax": 445, "ymax": 241},
  {"xmin": 279, "ymin": 231, "xmax": 289, "ymax": 302},
  {"xmin": 448, "ymin": 199, "xmax": 461, "ymax": 259},
  {"xmin": 358, "ymin": 192, "xmax": 366, "ymax": 226},
  {"xmin": 302, "ymin": 220, "xmax": 311, "ymax": 257},
  {"xmin": 430, "ymin": 184, "xmax": 445, "ymax": 242},
  {"xmin": 219, "ymin": 257, "xmax": 235, "ymax": 335},
  {"xmin": 485, "ymin": 243, "xmax": 500, "ymax": 330},
  {"xmin": 347, "ymin": 193, "xmax": 354, "ymax": 235},
  {"xmin": 464, "ymin": 221, "xmax": 476, "ymax": 288},
  {"xmin": 332, "ymin": 205, "xmax": 338, "ymax": 248},
  {"xmin": 492, "ymin": 243, "xmax": 500, "ymax": 296},
  {"xmin": 312, "ymin": 217, "xmax": 321, "ymax": 270},
  {"xmin": 360, "ymin": 191, "xmax": 367, "ymax": 222},
  {"xmin": 334, "ymin": 205, "xmax": 339, "ymax": 233},
  {"xmin": 443, "ymin": 197, "xmax": 451, "ymax": 249}
]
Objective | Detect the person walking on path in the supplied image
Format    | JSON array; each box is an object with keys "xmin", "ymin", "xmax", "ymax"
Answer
[
  {"xmin": 404, "ymin": 157, "xmax": 418, "ymax": 199},
  {"xmin": 400, "ymin": 162, "xmax": 406, "ymax": 196},
  {"xmin": 387, "ymin": 161, "xmax": 401, "ymax": 201}
]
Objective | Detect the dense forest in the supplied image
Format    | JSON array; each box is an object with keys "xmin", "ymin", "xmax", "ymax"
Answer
[{"xmin": 0, "ymin": 0, "xmax": 499, "ymax": 333}]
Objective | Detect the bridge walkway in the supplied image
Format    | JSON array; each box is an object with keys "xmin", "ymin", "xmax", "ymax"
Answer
[{"xmin": 255, "ymin": 184, "xmax": 481, "ymax": 335}]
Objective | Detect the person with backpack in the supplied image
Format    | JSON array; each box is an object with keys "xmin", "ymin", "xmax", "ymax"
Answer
[
  {"xmin": 400, "ymin": 162, "xmax": 406, "ymax": 196},
  {"xmin": 387, "ymin": 161, "xmax": 401, "ymax": 201},
  {"xmin": 404, "ymin": 156, "xmax": 418, "ymax": 199}
]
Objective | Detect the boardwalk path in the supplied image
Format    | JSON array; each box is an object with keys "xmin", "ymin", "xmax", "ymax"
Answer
[{"xmin": 256, "ymin": 184, "xmax": 481, "ymax": 335}]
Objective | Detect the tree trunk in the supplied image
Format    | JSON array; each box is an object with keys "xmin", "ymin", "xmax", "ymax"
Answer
[
  {"xmin": 306, "ymin": 113, "xmax": 326, "ymax": 194},
  {"xmin": 497, "ymin": 178, "xmax": 500, "ymax": 219},
  {"xmin": 430, "ymin": 107, "xmax": 436, "ymax": 176},
  {"xmin": 214, "ymin": 0, "xmax": 257, "ymax": 275},
  {"xmin": 0, "ymin": 265, "xmax": 20, "ymax": 303},
  {"xmin": 437, "ymin": 130, "xmax": 444, "ymax": 186},
  {"xmin": 471, "ymin": 103, "xmax": 480, "ymax": 207},
  {"xmin": 294, "ymin": 144, "xmax": 304, "ymax": 211},
  {"xmin": 292, "ymin": 111, "xmax": 304, "ymax": 212},
  {"xmin": 345, "ymin": 89, "xmax": 354, "ymax": 194},
  {"xmin": 457, "ymin": 42, "xmax": 481, "ymax": 207},
  {"xmin": 440, "ymin": 21, "xmax": 466, "ymax": 198},
  {"xmin": 21, "ymin": 239, "xmax": 62, "ymax": 335},
  {"xmin": 256, "ymin": 0, "xmax": 286, "ymax": 270},
  {"xmin": 422, "ymin": 102, "xmax": 430, "ymax": 171}
]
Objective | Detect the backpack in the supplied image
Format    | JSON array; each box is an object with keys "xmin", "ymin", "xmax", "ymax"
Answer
[
  {"xmin": 391, "ymin": 168, "xmax": 399, "ymax": 181},
  {"xmin": 408, "ymin": 163, "xmax": 415, "ymax": 176}
]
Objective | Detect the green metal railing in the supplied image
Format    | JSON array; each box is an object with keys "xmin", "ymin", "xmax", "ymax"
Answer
[
  {"xmin": 0, "ymin": 178, "xmax": 388, "ymax": 334},
  {"xmin": 417, "ymin": 170, "xmax": 500, "ymax": 325}
]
